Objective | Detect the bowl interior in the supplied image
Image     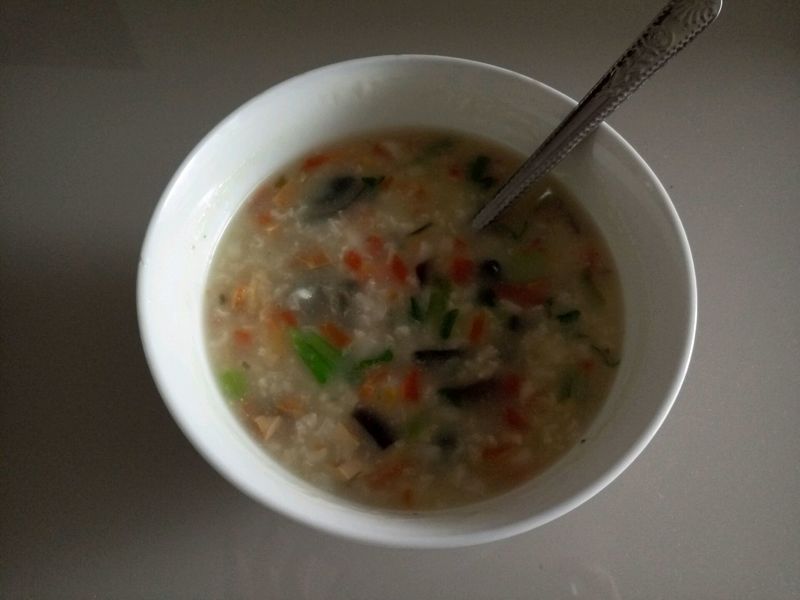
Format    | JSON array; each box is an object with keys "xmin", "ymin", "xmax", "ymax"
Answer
[{"xmin": 138, "ymin": 55, "xmax": 695, "ymax": 547}]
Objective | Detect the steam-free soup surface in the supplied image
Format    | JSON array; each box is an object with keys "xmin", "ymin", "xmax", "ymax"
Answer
[{"xmin": 205, "ymin": 130, "xmax": 622, "ymax": 510}]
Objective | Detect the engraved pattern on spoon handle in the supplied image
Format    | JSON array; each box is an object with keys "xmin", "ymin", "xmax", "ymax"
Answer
[{"xmin": 472, "ymin": 0, "xmax": 723, "ymax": 231}]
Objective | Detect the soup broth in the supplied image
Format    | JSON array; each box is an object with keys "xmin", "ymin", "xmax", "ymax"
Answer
[{"xmin": 205, "ymin": 129, "xmax": 623, "ymax": 510}]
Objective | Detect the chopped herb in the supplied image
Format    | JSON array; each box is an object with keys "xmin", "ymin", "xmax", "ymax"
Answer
[
  {"xmin": 413, "ymin": 348, "xmax": 465, "ymax": 364},
  {"xmin": 556, "ymin": 310, "xmax": 581, "ymax": 324},
  {"xmin": 476, "ymin": 287, "xmax": 497, "ymax": 307},
  {"xmin": 290, "ymin": 329, "xmax": 342, "ymax": 383},
  {"xmin": 591, "ymin": 344, "xmax": 620, "ymax": 367},
  {"xmin": 426, "ymin": 278, "xmax": 451, "ymax": 321},
  {"xmin": 361, "ymin": 175, "xmax": 385, "ymax": 188},
  {"xmin": 440, "ymin": 309, "xmax": 459, "ymax": 339},
  {"xmin": 439, "ymin": 378, "xmax": 499, "ymax": 407},
  {"xmin": 408, "ymin": 222, "xmax": 433, "ymax": 236},
  {"xmin": 241, "ymin": 361, "xmax": 250, "ymax": 370},
  {"xmin": 410, "ymin": 296, "xmax": 425, "ymax": 322},
  {"xmin": 352, "ymin": 407, "xmax": 396, "ymax": 449},
  {"xmin": 219, "ymin": 369, "xmax": 247, "ymax": 399},
  {"xmin": 357, "ymin": 349, "xmax": 394, "ymax": 370}
]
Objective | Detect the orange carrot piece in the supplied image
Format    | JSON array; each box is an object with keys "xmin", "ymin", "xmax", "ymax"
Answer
[
  {"xmin": 365, "ymin": 234, "xmax": 384, "ymax": 258},
  {"xmin": 504, "ymin": 406, "xmax": 529, "ymax": 431},
  {"xmin": 469, "ymin": 311, "xmax": 487, "ymax": 344},
  {"xmin": 302, "ymin": 153, "xmax": 330, "ymax": 172},
  {"xmin": 450, "ymin": 257, "xmax": 474, "ymax": 285},
  {"xmin": 495, "ymin": 280, "xmax": 550, "ymax": 307},
  {"xmin": 482, "ymin": 443, "xmax": 514, "ymax": 462},
  {"xmin": 366, "ymin": 459, "xmax": 410, "ymax": 488},
  {"xmin": 320, "ymin": 321, "xmax": 352, "ymax": 349},
  {"xmin": 500, "ymin": 373, "xmax": 522, "ymax": 399},
  {"xmin": 402, "ymin": 367, "xmax": 421, "ymax": 403},
  {"xmin": 343, "ymin": 249, "xmax": 363, "ymax": 272},
  {"xmin": 233, "ymin": 328, "xmax": 253, "ymax": 347},
  {"xmin": 389, "ymin": 254, "xmax": 409, "ymax": 283}
]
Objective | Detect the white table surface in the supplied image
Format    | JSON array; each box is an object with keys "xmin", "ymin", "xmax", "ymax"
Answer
[{"xmin": 2, "ymin": 1, "xmax": 798, "ymax": 598}]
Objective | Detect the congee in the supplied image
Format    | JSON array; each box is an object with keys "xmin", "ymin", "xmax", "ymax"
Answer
[{"xmin": 205, "ymin": 129, "xmax": 623, "ymax": 510}]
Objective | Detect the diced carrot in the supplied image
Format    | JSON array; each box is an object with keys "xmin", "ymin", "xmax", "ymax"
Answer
[
  {"xmin": 366, "ymin": 459, "xmax": 410, "ymax": 488},
  {"xmin": 504, "ymin": 406, "xmax": 529, "ymax": 431},
  {"xmin": 301, "ymin": 153, "xmax": 330, "ymax": 172},
  {"xmin": 233, "ymin": 328, "xmax": 253, "ymax": 347},
  {"xmin": 256, "ymin": 211, "xmax": 278, "ymax": 230},
  {"xmin": 365, "ymin": 234, "xmax": 384, "ymax": 258},
  {"xmin": 293, "ymin": 247, "xmax": 330, "ymax": 269},
  {"xmin": 482, "ymin": 443, "xmax": 514, "ymax": 462},
  {"xmin": 495, "ymin": 280, "xmax": 550, "ymax": 307},
  {"xmin": 469, "ymin": 311, "xmax": 487, "ymax": 344},
  {"xmin": 319, "ymin": 321, "xmax": 352, "ymax": 349},
  {"xmin": 389, "ymin": 254, "xmax": 409, "ymax": 283},
  {"xmin": 402, "ymin": 367, "xmax": 421, "ymax": 403},
  {"xmin": 267, "ymin": 307, "xmax": 298, "ymax": 328},
  {"xmin": 450, "ymin": 257, "xmax": 474, "ymax": 285},
  {"xmin": 343, "ymin": 249, "xmax": 363, "ymax": 272},
  {"xmin": 500, "ymin": 373, "xmax": 522, "ymax": 399},
  {"xmin": 272, "ymin": 182, "xmax": 297, "ymax": 208},
  {"xmin": 231, "ymin": 286, "xmax": 248, "ymax": 311}
]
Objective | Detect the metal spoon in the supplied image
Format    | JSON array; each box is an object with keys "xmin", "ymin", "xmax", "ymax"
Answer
[{"xmin": 471, "ymin": 0, "xmax": 723, "ymax": 231}]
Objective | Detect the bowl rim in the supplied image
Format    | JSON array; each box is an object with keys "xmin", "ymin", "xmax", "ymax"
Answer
[{"xmin": 137, "ymin": 54, "xmax": 697, "ymax": 547}]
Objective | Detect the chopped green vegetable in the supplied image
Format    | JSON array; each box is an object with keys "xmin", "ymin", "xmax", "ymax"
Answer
[
  {"xmin": 427, "ymin": 278, "xmax": 451, "ymax": 321},
  {"xmin": 219, "ymin": 369, "xmax": 247, "ymax": 399},
  {"xmin": 591, "ymin": 344, "xmax": 620, "ymax": 367},
  {"xmin": 290, "ymin": 329, "xmax": 342, "ymax": 383},
  {"xmin": 556, "ymin": 310, "xmax": 581, "ymax": 324},
  {"xmin": 410, "ymin": 296, "xmax": 424, "ymax": 322},
  {"xmin": 558, "ymin": 367, "xmax": 588, "ymax": 401},
  {"xmin": 440, "ymin": 309, "xmax": 459, "ymax": 339},
  {"xmin": 357, "ymin": 349, "xmax": 394, "ymax": 370}
]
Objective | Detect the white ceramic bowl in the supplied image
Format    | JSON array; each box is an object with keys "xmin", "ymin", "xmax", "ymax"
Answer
[{"xmin": 138, "ymin": 55, "xmax": 696, "ymax": 548}]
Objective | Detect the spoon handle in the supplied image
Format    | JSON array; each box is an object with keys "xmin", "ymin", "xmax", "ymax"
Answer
[{"xmin": 471, "ymin": 0, "xmax": 722, "ymax": 230}]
